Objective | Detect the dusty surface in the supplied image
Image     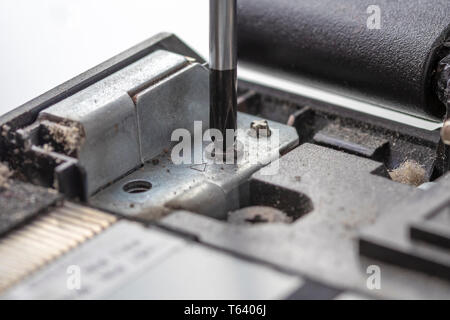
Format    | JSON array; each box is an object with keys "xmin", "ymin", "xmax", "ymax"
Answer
[
  {"xmin": 0, "ymin": 180, "xmax": 60, "ymax": 236},
  {"xmin": 162, "ymin": 144, "xmax": 426, "ymax": 298},
  {"xmin": 389, "ymin": 160, "xmax": 427, "ymax": 187},
  {"xmin": 0, "ymin": 163, "xmax": 12, "ymax": 189}
]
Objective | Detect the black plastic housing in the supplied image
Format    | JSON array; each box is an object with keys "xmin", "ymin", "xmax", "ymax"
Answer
[{"xmin": 238, "ymin": 0, "xmax": 450, "ymax": 120}]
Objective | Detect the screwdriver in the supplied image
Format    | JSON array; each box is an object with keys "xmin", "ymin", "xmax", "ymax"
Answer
[{"xmin": 209, "ymin": 0, "xmax": 238, "ymax": 151}]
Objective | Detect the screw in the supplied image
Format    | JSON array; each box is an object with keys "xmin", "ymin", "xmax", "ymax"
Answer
[
  {"xmin": 441, "ymin": 120, "xmax": 450, "ymax": 145},
  {"xmin": 250, "ymin": 120, "xmax": 272, "ymax": 138}
]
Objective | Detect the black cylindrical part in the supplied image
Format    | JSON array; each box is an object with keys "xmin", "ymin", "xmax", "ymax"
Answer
[
  {"xmin": 210, "ymin": 69, "xmax": 237, "ymax": 136},
  {"xmin": 210, "ymin": 0, "xmax": 238, "ymax": 143},
  {"xmin": 238, "ymin": 0, "xmax": 450, "ymax": 120}
]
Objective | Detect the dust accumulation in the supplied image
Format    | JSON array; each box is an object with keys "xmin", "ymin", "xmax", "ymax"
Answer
[
  {"xmin": 44, "ymin": 121, "xmax": 83, "ymax": 154},
  {"xmin": 389, "ymin": 160, "xmax": 426, "ymax": 187}
]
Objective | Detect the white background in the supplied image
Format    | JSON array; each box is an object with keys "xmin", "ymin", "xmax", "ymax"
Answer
[
  {"xmin": 0, "ymin": 1, "xmax": 439, "ymax": 130},
  {"xmin": 0, "ymin": 0, "xmax": 209, "ymax": 116}
]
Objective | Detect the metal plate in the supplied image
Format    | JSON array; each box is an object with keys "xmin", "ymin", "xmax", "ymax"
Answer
[{"xmin": 89, "ymin": 112, "xmax": 299, "ymax": 218}]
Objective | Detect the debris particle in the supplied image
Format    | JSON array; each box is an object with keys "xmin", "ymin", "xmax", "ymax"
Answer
[
  {"xmin": 1, "ymin": 124, "xmax": 10, "ymax": 137},
  {"xmin": 389, "ymin": 160, "xmax": 426, "ymax": 187},
  {"xmin": 42, "ymin": 144, "xmax": 54, "ymax": 153},
  {"xmin": 0, "ymin": 163, "xmax": 12, "ymax": 189},
  {"xmin": 152, "ymin": 159, "xmax": 160, "ymax": 166}
]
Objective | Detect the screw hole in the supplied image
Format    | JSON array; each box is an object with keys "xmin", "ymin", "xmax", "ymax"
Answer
[
  {"xmin": 123, "ymin": 180, "xmax": 152, "ymax": 194},
  {"xmin": 245, "ymin": 214, "xmax": 269, "ymax": 224}
]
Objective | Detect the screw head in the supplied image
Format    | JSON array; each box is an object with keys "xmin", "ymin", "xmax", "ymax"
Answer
[{"xmin": 249, "ymin": 119, "xmax": 272, "ymax": 138}]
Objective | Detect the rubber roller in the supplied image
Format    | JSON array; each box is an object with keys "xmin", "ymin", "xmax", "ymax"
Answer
[{"xmin": 237, "ymin": 0, "xmax": 450, "ymax": 121}]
